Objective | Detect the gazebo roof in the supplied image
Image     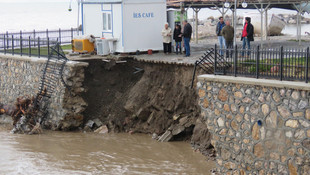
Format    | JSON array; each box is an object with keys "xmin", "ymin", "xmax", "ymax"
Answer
[{"xmin": 167, "ymin": 0, "xmax": 309, "ymax": 11}]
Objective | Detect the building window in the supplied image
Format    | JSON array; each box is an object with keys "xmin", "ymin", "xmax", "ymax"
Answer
[{"xmin": 103, "ymin": 12, "xmax": 112, "ymax": 32}]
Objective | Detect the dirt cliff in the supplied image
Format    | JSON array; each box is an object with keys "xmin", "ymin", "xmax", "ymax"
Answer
[{"xmin": 81, "ymin": 58, "xmax": 212, "ymax": 153}]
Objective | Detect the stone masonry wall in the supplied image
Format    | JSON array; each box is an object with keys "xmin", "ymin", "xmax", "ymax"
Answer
[
  {"xmin": 0, "ymin": 54, "xmax": 88, "ymax": 130},
  {"xmin": 197, "ymin": 75, "xmax": 310, "ymax": 175}
]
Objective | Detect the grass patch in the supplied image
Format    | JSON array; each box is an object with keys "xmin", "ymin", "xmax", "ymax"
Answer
[
  {"xmin": 238, "ymin": 57, "xmax": 308, "ymax": 73},
  {"xmin": 61, "ymin": 44, "xmax": 72, "ymax": 50},
  {"xmin": 5, "ymin": 44, "xmax": 71, "ymax": 57}
]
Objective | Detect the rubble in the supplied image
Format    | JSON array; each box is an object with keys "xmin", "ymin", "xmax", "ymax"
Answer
[
  {"xmin": 1, "ymin": 95, "xmax": 42, "ymax": 134},
  {"xmin": 157, "ymin": 116, "xmax": 196, "ymax": 142},
  {"xmin": 94, "ymin": 125, "xmax": 109, "ymax": 134}
]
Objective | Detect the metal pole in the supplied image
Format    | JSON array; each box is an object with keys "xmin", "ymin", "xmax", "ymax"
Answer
[
  {"xmin": 4, "ymin": 35, "xmax": 6, "ymax": 54},
  {"xmin": 191, "ymin": 62, "xmax": 198, "ymax": 89},
  {"xmin": 280, "ymin": 46, "xmax": 284, "ymax": 81},
  {"xmin": 233, "ymin": 0, "xmax": 237, "ymax": 47},
  {"xmin": 28, "ymin": 36, "xmax": 31, "ymax": 57},
  {"xmin": 38, "ymin": 37, "xmax": 40, "ymax": 58},
  {"xmin": 59, "ymin": 28, "xmax": 61, "ymax": 45},
  {"xmin": 71, "ymin": 27, "xmax": 74, "ymax": 41},
  {"xmin": 293, "ymin": 3, "xmax": 308, "ymax": 46},
  {"xmin": 297, "ymin": 11, "xmax": 300, "ymax": 43},
  {"xmin": 180, "ymin": 2, "xmax": 184, "ymax": 53},
  {"xmin": 298, "ymin": 12, "xmax": 302, "ymax": 46},
  {"xmin": 77, "ymin": 0, "xmax": 80, "ymax": 36},
  {"xmin": 6, "ymin": 31, "xmax": 9, "ymax": 49},
  {"xmin": 260, "ymin": 4, "xmax": 263, "ymax": 48},
  {"xmin": 306, "ymin": 47, "xmax": 309, "ymax": 83},
  {"xmin": 264, "ymin": 9, "xmax": 268, "ymax": 40},
  {"xmin": 20, "ymin": 35, "xmax": 23, "ymax": 56},
  {"xmin": 194, "ymin": 8, "xmax": 200, "ymax": 44},
  {"xmin": 234, "ymin": 45, "xmax": 237, "ymax": 76},
  {"xmin": 192, "ymin": 8, "xmax": 195, "ymax": 42},
  {"xmin": 12, "ymin": 35, "xmax": 14, "ymax": 55},
  {"xmin": 47, "ymin": 37, "xmax": 50, "ymax": 56},
  {"xmin": 256, "ymin": 46, "xmax": 260, "ymax": 79},
  {"xmin": 33, "ymin": 29, "xmax": 36, "ymax": 47},
  {"xmin": 214, "ymin": 44, "xmax": 217, "ymax": 74}
]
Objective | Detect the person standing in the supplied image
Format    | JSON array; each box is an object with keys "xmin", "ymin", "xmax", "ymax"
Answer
[
  {"xmin": 182, "ymin": 20, "xmax": 192, "ymax": 57},
  {"xmin": 221, "ymin": 20, "xmax": 234, "ymax": 58},
  {"xmin": 162, "ymin": 23, "xmax": 172, "ymax": 54},
  {"xmin": 216, "ymin": 17, "xmax": 226, "ymax": 55},
  {"xmin": 241, "ymin": 17, "xmax": 254, "ymax": 57},
  {"xmin": 173, "ymin": 24, "xmax": 182, "ymax": 55}
]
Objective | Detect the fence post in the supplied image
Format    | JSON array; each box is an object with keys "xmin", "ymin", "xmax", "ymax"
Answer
[
  {"xmin": 3, "ymin": 35, "xmax": 6, "ymax": 54},
  {"xmin": 280, "ymin": 46, "xmax": 284, "ymax": 81},
  {"xmin": 38, "ymin": 37, "xmax": 40, "ymax": 58},
  {"xmin": 234, "ymin": 45, "xmax": 238, "ymax": 77},
  {"xmin": 20, "ymin": 35, "xmax": 23, "ymax": 56},
  {"xmin": 29, "ymin": 36, "xmax": 31, "ymax": 57},
  {"xmin": 46, "ymin": 29, "xmax": 49, "ymax": 39},
  {"xmin": 12, "ymin": 35, "xmax": 14, "ymax": 55},
  {"xmin": 33, "ymin": 29, "xmax": 36, "ymax": 47},
  {"xmin": 59, "ymin": 28, "xmax": 61, "ymax": 45},
  {"xmin": 214, "ymin": 44, "xmax": 217, "ymax": 74},
  {"xmin": 6, "ymin": 31, "xmax": 9, "ymax": 49},
  {"xmin": 71, "ymin": 28, "xmax": 74, "ymax": 41},
  {"xmin": 47, "ymin": 37, "xmax": 50, "ymax": 57},
  {"xmin": 20, "ymin": 30, "xmax": 22, "ymax": 40},
  {"xmin": 256, "ymin": 45, "xmax": 260, "ymax": 79},
  {"xmin": 306, "ymin": 47, "xmax": 309, "ymax": 83}
]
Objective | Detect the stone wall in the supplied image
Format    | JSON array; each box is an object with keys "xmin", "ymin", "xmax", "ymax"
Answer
[
  {"xmin": 0, "ymin": 54, "xmax": 88, "ymax": 130},
  {"xmin": 197, "ymin": 75, "xmax": 310, "ymax": 175}
]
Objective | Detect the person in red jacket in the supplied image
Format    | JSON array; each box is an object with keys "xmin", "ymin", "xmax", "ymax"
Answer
[{"xmin": 241, "ymin": 17, "xmax": 254, "ymax": 57}]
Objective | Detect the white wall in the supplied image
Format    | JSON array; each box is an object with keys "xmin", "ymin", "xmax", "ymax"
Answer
[
  {"xmin": 123, "ymin": 1, "xmax": 167, "ymax": 52},
  {"xmin": 112, "ymin": 4, "xmax": 124, "ymax": 53},
  {"xmin": 83, "ymin": 0, "xmax": 167, "ymax": 53},
  {"xmin": 82, "ymin": 4, "xmax": 102, "ymax": 37}
]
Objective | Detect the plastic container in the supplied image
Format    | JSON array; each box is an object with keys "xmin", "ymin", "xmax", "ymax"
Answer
[{"xmin": 148, "ymin": 49, "xmax": 153, "ymax": 55}]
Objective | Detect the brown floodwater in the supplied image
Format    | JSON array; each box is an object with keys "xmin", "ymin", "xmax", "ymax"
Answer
[{"xmin": 0, "ymin": 125, "xmax": 214, "ymax": 175}]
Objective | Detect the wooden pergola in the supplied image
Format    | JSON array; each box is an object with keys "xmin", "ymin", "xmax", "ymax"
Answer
[{"xmin": 166, "ymin": 0, "xmax": 310, "ymax": 46}]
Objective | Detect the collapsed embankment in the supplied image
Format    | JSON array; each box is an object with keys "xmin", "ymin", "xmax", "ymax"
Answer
[{"xmin": 81, "ymin": 59, "xmax": 212, "ymax": 155}]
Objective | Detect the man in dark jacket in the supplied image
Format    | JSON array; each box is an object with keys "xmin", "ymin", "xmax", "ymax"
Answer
[
  {"xmin": 182, "ymin": 20, "xmax": 192, "ymax": 57},
  {"xmin": 221, "ymin": 20, "xmax": 234, "ymax": 58},
  {"xmin": 216, "ymin": 17, "xmax": 226, "ymax": 55},
  {"xmin": 241, "ymin": 17, "xmax": 254, "ymax": 57},
  {"xmin": 173, "ymin": 24, "xmax": 182, "ymax": 54}
]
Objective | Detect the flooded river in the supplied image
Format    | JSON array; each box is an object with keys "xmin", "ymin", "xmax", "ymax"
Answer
[{"xmin": 0, "ymin": 125, "xmax": 214, "ymax": 175}]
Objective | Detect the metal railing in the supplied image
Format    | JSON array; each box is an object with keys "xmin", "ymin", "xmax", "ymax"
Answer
[
  {"xmin": 0, "ymin": 36, "xmax": 58, "ymax": 58},
  {"xmin": 214, "ymin": 44, "xmax": 310, "ymax": 83},
  {"xmin": 0, "ymin": 28, "xmax": 80, "ymax": 45}
]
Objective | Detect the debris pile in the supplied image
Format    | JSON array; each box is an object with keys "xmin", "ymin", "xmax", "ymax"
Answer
[{"xmin": 0, "ymin": 95, "xmax": 42, "ymax": 134}]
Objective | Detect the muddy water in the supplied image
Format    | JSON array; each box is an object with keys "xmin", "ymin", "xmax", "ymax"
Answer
[{"xmin": 0, "ymin": 125, "xmax": 214, "ymax": 175}]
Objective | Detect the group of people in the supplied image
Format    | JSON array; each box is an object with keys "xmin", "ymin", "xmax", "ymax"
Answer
[
  {"xmin": 217, "ymin": 16, "xmax": 254, "ymax": 57},
  {"xmin": 162, "ymin": 16, "xmax": 254, "ymax": 58},
  {"xmin": 161, "ymin": 20, "xmax": 192, "ymax": 57}
]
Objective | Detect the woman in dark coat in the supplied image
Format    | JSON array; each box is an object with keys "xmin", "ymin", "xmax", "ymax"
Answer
[
  {"xmin": 173, "ymin": 24, "xmax": 182, "ymax": 54},
  {"xmin": 241, "ymin": 17, "xmax": 254, "ymax": 57}
]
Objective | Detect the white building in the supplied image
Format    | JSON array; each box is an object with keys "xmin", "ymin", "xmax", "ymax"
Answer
[{"xmin": 81, "ymin": 0, "xmax": 167, "ymax": 53}]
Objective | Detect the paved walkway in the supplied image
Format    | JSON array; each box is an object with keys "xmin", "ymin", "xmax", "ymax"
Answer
[{"xmin": 66, "ymin": 36, "xmax": 310, "ymax": 66}]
